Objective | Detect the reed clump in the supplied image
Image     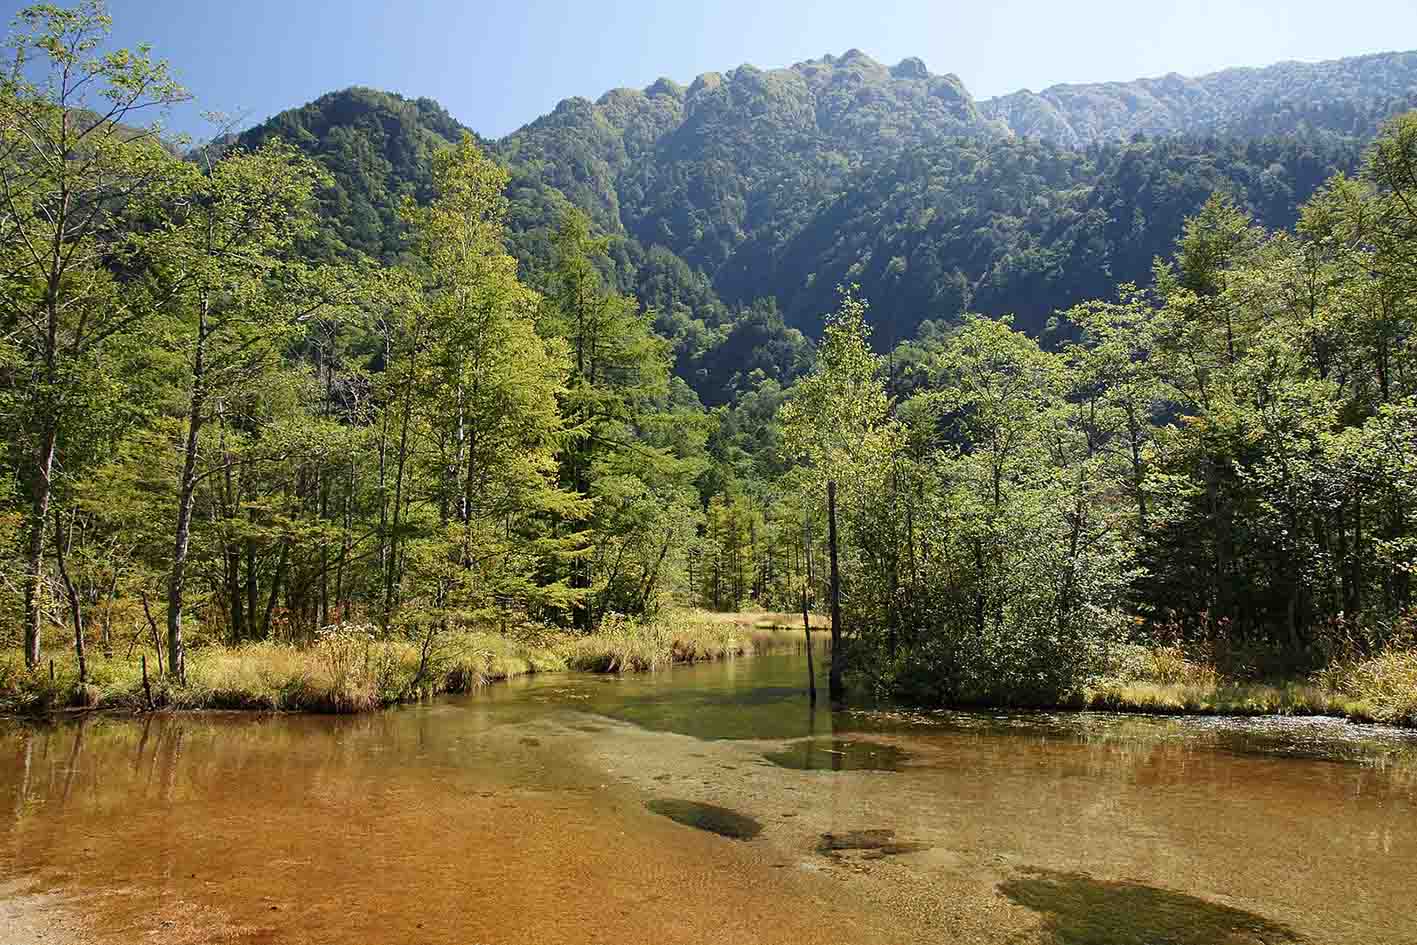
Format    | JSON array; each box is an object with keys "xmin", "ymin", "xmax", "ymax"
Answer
[
  {"xmin": 1312, "ymin": 647, "xmax": 1417, "ymax": 725},
  {"xmin": 554, "ymin": 612, "xmax": 745, "ymax": 672}
]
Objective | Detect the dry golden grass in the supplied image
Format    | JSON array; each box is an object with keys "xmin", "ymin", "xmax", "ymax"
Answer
[
  {"xmin": 691, "ymin": 609, "xmax": 828, "ymax": 630},
  {"xmin": 0, "ymin": 627, "xmax": 560, "ymax": 715},
  {"xmin": 1083, "ymin": 642, "xmax": 1384, "ymax": 721},
  {"xmin": 1314, "ymin": 647, "xmax": 1417, "ymax": 725},
  {"xmin": 554, "ymin": 612, "xmax": 746, "ymax": 672}
]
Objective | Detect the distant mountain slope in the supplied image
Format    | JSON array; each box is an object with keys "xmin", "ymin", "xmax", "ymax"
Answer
[
  {"xmin": 236, "ymin": 87, "xmax": 473, "ymax": 260},
  {"xmin": 725, "ymin": 134, "xmax": 1362, "ymax": 339},
  {"xmin": 225, "ymin": 47, "xmax": 1409, "ymax": 386},
  {"xmin": 981, "ymin": 50, "xmax": 1417, "ymax": 147},
  {"xmin": 497, "ymin": 50, "xmax": 997, "ymax": 275}
]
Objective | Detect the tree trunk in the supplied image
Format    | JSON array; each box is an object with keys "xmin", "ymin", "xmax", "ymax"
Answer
[
  {"xmin": 53, "ymin": 508, "xmax": 85, "ymax": 684},
  {"xmin": 637, "ymin": 532, "xmax": 672, "ymax": 615},
  {"xmin": 827, "ymin": 480, "xmax": 844, "ymax": 704},
  {"xmin": 385, "ymin": 351, "xmax": 416, "ymax": 620},
  {"xmin": 377, "ymin": 388, "xmax": 390, "ymax": 620},
  {"xmin": 337, "ymin": 457, "xmax": 353, "ymax": 616},
  {"xmin": 167, "ymin": 308, "xmax": 208, "ymax": 685},
  {"xmin": 226, "ymin": 549, "xmax": 243, "ymax": 642},
  {"xmin": 23, "ymin": 421, "xmax": 57, "ymax": 669},
  {"xmin": 319, "ymin": 467, "xmax": 330, "ymax": 631},
  {"xmin": 802, "ymin": 584, "xmax": 817, "ymax": 706},
  {"xmin": 263, "ymin": 540, "xmax": 289, "ymax": 638},
  {"xmin": 245, "ymin": 527, "xmax": 259, "ymax": 641},
  {"xmin": 972, "ymin": 537, "xmax": 987, "ymax": 645},
  {"xmin": 221, "ymin": 430, "xmax": 242, "ymax": 641}
]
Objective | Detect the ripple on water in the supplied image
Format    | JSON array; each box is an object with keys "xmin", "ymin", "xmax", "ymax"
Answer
[{"xmin": 645, "ymin": 799, "xmax": 763, "ymax": 840}]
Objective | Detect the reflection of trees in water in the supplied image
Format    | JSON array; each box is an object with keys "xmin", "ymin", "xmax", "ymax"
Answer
[{"xmin": 2, "ymin": 713, "xmax": 414, "ymax": 829}]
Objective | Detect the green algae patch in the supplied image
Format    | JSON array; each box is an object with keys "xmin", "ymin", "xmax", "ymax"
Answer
[
  {"xmin": 645, "ymin": 799, "xmax": 763, "ymax": 840},
  {"xmin": 763, "ymin": 739, "xmax": 911, "ymax": 771},
  {"xmin": 998, "ymin": 867, "xmax": 1306, "ymax": 945}
]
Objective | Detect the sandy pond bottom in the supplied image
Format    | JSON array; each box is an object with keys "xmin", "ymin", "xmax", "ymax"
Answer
[{"xmin": 3, "ymin": 651, "xmax": 1416, "ymax": 944}]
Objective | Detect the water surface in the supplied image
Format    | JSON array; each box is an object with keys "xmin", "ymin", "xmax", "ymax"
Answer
[{"xmin": 3, "ymin": 649, "xmax": 1415, "ymax": 944}]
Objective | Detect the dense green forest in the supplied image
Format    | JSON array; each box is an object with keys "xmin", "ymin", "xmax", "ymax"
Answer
[
  {"xmin": 2, "ymin": 2, "xmax": 1414, "ymax": 721},
  {"xmin": 224, "ymin": 46, "xmax": 1417, "ymax": 404}
]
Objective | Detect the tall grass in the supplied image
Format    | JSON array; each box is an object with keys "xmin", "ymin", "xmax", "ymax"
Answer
[
  {"xmin": 1083, "ymin": 642, "xmax": 1383, "ymax": 720},
  {"xmin": 0, "ymin": 610, "xmax": 771, "ymax": 715},
  {"xmin": 554, "ymin": 612, "xmax": 745, "ymax": 672},
  {"xmin": 0, "ymin": 625, "xmax": 563, "ymax": 715},
  {"xmin": 1314, "ymin": 648, "xmax": 1417, "ymax": 725}
]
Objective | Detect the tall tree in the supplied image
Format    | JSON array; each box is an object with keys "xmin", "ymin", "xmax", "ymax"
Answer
[
  {"xmin": 397, "ymin": 135, "xmax": 584, "ymax": 624},
  {"xmin": 145, "ymin": 142, "xmax": 333, "ymax": 679},
  {"xmin": 0, "ymin": 1, "xmax": 185, "ymax": 667},
  {"xmin": 542, "ymin": 209, "xmax": 696, "ymax": 627}
]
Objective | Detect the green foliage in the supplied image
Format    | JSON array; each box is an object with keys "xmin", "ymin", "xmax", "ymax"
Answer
[
  {"xmin": 698, "ymin": 490, "xmax": 758, "ymax": 611},
  {"xmin": 735, "ymin": 135, "xmax": 1365, "ymax": 342},
  {"xmin": 388, "ymin": 135, "xmax": 584, "ymax": 625},
  {"xmin": 0, "ymin": 5, "xmax": 705, "ymax": 680},
  {"xmin": 538, "ymin": 209, "xmax": 705, "ymax": 627},
  {"xmin": 770, "ymin": 116, "xmax": 1417, "ymax": 707},
  {"xmin": 235, "ymin": 87, "xmax": 470, "ymax": 261}
]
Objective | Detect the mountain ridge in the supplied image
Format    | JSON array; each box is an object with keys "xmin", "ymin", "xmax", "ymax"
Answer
[
  {"xmin": 228, "ymin": 46, "xmax": 1412, "ymax": 404},
  {"xmin": 980, "ymin": 48, "xmax": 1417, "ymax": 146}
]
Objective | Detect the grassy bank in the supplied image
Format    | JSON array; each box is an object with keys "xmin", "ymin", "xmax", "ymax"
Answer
[
  {"xmin": 1, "ymin": 610, "xmax": 813, "ymax": 717},
  {"xmin": 10, "ymin": 614, "xmax": 1407, "ymax": 728},
  {"xmin": 1078, "ymin": 644, "xmax": 1417, "ymax": 726},
  {"xmin": 557, "ymin": 610, "xmax": 825, "ymax": 672},
  {"xmin": 0, "ymin": 628, "xmax": 563, "ymax": 716}
]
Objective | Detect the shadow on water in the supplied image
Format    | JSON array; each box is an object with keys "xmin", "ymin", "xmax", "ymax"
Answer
[
  {"xmin": 762, "ymin": 738, "xmax": 911, "ymax": 771},
  {"xmin": 645, "ymin": 799, "xmax": 762, "ymax": 840},
  {"xmin": 998, "ymin": 868, "xmax": 1306, "ymax": 945}
]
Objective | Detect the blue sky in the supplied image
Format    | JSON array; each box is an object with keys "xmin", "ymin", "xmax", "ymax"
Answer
[{"xmin": 5, "ymin": 0, "xmax": 1416, "ymax": 142}]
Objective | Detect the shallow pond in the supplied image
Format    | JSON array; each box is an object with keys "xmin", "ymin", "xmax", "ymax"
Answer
[{"xmin": 3, "ymin": 649, "xmax": 1416, "ymax": 944}]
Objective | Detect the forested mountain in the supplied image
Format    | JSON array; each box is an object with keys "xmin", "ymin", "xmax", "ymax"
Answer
[
  {"xmin": 499, "ymin": 51, "xmax": 991, "ymax": 273},
  {"xmin": 981, "ymin": 50, "xmax": 1417, "ymax": 147},
  {"xmin": 729, "ymin": 133, "xmax": 1365, "ymax": 339},
  {"xmin": 235, "ymin": 87, "xmax": 476, "ymax": 260},
  {"xmin": 230, "ymin": 46, "xmax": 1414, "ymax": 395}
]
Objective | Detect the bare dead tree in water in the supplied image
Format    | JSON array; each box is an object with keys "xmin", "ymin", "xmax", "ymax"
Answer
[
  {"xmin": 827, "ymin": 480, "xmax": 844, "ymax": 703},
  {"xmin": 801, "ymin": 584, "xmax": 816, "ymax": 705}
]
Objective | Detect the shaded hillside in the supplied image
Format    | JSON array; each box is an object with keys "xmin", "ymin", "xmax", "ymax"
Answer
[{"xmin": 724, "ymin": 134, "xmax": 1364, "ymax": 339}]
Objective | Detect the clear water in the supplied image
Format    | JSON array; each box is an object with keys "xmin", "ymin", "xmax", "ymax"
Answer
[{"xmin": 3, "ymin": 650, "xmax": 1415, "ymax": 944}]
